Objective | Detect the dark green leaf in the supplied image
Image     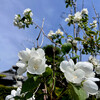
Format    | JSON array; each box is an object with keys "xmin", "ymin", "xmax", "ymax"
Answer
[
  {"xmin": 43, "ymin": 67, "xmax": 53, "ymax": 77},
  {"xmin": 68, "ymin": 84, "xmax": 87, "ymax": 100},
  {"xmin": 21, "ymin": 78, "xmax": 40, "ymax": 93},
  {"xmin": 75, "ymin": 37, "xmax": 82, "ymax": 41},
  {"xmin": 61, "ymin": 43, "xmax": 72, "ymax": 54},
  {"xmin": 25, "ymin": 92, "xmax": 33, "ymax": 99},
  {"xmin": 55, "ymin": 87, "xmax": 64, "ymax": 97}
]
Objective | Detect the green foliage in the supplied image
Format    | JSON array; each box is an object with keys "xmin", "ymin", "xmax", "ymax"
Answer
[
  {"xmin": 61, "ymin": 43, "xmax": 72, "ymax": 54},
  {"xmin": 0, "ymin": 84, "xmax": 16, "ymax": 100},
  {"xmin": 82, "ymin": 30, "xmax": 100, "ymax": 55},
  {"xmin": 68, "ymin": 83, "xmax": 87, "ymax": 100},
  {"xmin": 21, "ymin": 76, "xmax": 40, "ymax": 93},
  {"xmin": 75, "ymin": 37, "xmax": 83, "ymax": 41},
  {"xmin": 43, "ymin": 45, "xmax": 64, "ymax": 67},
  {"xmin": 65, "ymin": 0, "xmax": 74, "ymax": 8}
]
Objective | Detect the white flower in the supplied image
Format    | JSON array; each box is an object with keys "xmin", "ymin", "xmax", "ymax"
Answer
[
  {"xmin": 24, "ymin": 19, "xmax": 30, "ymax": 24},
  {"xmin": 64, "ymin": 69, "xmax": 85, "ymax": 84},
  {"xmin": 75, "ymin": 62, "xmax": 94, "ymax": 78},
  {"xmin": 16, "ymin": 48, "xmax": 31, "ymax": 75},
  {"xmin": 55, "ymin": 29, "xmax": 64, "ymax": 35},
  {"xmin": 83, "ymin": 79, "xmax": 99, "ymax": 95},
  {"xmin": 5, "ymin": 87, "xmax": 21, "ymax": 100},
  {"xmin": 13, "ymin": 14, "xmax": 22, "ymax": 28},
  {"xmin": 68, "ymin": 14, "xmax": 72, "ymax": 19},
  {"xmin": 81, "ymin": 8, "xmax": 88, "ymax": 15},
  {"xmin": 65, "ymin": 18, "xmax": 70, "ymax": 22},
  {"xmin": 96, "ymin": 64, "xmax": 100, "ymax": 74},
  {"xmin": 72, "ymin": 40, "xmax": 77, "ymax": 46},
  {"xmin": 65, "ymin": 14, "xmax": 72, "ymax": 23},
  {"xmin": 47, "ymin": 30, "xmax": 55, "ymax": 37},
  {"xmin": 88, "ymin": 55, "xmax": 94, "ymax": 61},
  {"xmin": 16, "ymin": 48, "xmax": 47, "ymax": 75},
  {"xmin": 67, "ymin": 39, "xmax": 72, "ymax": 42},
  {"xmin": 23, "ymin": 8, "xmax": 33, "ymax": 17},
  {"xmin": 18, "ymin": 22, "xmax": 24, "ymax": 28},
  {"xmin": 60, "ymin": 59, "xmax": 85, "ymax": 84},
  {"xmin": 14, "ymin": 15, "xmax": 21, "ymax": 22},
  {"xmin": 88, "ymin": 56, "xmax": 99, "ymax": 66},
  {"xmin": 96, "ymin": 90, "xmax": 100, "ymax": 99},
  {"xmin": 74, "ymin": 12, "xmax": 82, "ymax": 22},
  {"xmin": 93, "ymin": 20, "xmax": 97, "ymax": 24},
  {"xmin": 90, "ymin": 20, "xmax": 97, "ymax": 28},
  {"xmin": 27, "ymin": 48, "xmax": 47, "ymax": 75},
  {"xmin": 5, "ymin": 95, "xmax": 14, "ymax": 100}
]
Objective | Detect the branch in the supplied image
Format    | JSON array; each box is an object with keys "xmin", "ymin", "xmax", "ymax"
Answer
[
  {"xmin": 33, "ymin": 21, "xmax": 61, "ymax": 47},
  {"xmin": 59, "ymin": 24, "xmax": 68, "ymax": 36},
  {"xmin": 36, "ymin": 18, "xmax": 45, "ymax": 48}
]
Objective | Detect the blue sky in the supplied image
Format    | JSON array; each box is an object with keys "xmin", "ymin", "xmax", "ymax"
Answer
[{"xmin": 0, "ymin": 0, "xmax": 100, "ymax": 72}]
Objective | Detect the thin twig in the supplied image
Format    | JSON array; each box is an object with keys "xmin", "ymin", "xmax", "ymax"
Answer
[
  {"xmin": 59, "ymin": 24, "xmax": 68, "ymax": 36},
  {"xmin": 36, "ymin": 18, "xmax": 45, "ymax": 48},
  {"xmin": 33, "ymin": 21, "xmax": 61, "ymax": 47},
  {"xmin": 39, "ymin": 33, "xmax": 44, "ymax": 47},
  {"xmin": 82, "ymin": 0, "xmax": 84, "ymax": 9}
]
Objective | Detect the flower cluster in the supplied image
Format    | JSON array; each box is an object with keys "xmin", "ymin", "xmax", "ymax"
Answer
[
  {"xmin": 11, "ymin": 6, "xmax": 100, "ymax": 99},
  {"xmin": 89, "ymin": 56, "xmax": 100, "ymax": 74},
  {"xmin": 5, "ymin": 87, "xmax": 21, "ymax": 100},
  {"xmin": 60, "ymin": 59, "xmax": 99, "ymax": 97},
  {"xmin": 23, "ymin": 8, "xmax": 33, "ymax": 17},
  {"xmin": 5, "ymin": 87, "xmax": 35, "ymax": 100},
  {"xmin": 90, "ymin": 20, "xmax": 97, "ymax": 28},
  {"xmin": 13, "ymin": 8, "xmax": 33, "ymax": 29},
  {"xmin": 48, "ymin": 29, "xmax": 64, "ymax": 37},
  {"xmin": 65, "ymin": 8, "xmax": 88, "ymax": 24},
  {"xmin": 16, "ymin": 48, "xmax": 47, "ymax": 75},
  {"xmin": 67, "ymin": 39, "xmax": 78, "ymax": 46},
  {"xmin": 13, "ymin": 14, "xmax": 24, "ymax": 29}
]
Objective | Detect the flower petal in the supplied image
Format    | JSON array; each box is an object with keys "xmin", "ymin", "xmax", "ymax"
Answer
[
  {"xmin": 11, "ymin": 90, "xmax": 17, "ymax": 96},
  {"xmin": 36, "ymin": 48, "xmax": 45, "ymax": 58},
  {"xmin": 28, "ymin": 57, "xmax": 45, "ymax": 75},
  {"xmin": 75, "ymin": 62, "xmax": 93, "ymax": 76},
  {"xmin": 96, "ymin": 65, "xmax": 100, "ymax": 74},
  {"xmin": 69, "ymin": 59, "xmax": 74, "ymax": 68},
  {"xmin": 73, "ymin": 69, "xmax": 85, "ymax": 83},
  {"xmin": 18, "ymin": 50, "xmax": 30, "ymax": 61},
  {"xmin": 16, "ymin": 61, "xmax": 26, "ymax": 68},
  {"xmin": 16, "ymin": 87, "xmax": 21, "ymax": 96},
  {"xmin": 17, "ymin": 67, "xmax": 27, "ymax": 75},
  {"xmin": 60, "ymin": 60, "xmax": 74, "ymax": 73},
  {"xmin": 87, "ymin": 78, "xmax": 100, "ymax": 82},
  {"xmin": 5, "ymin": 95, "xmax": 14, "ymax": 100},
  {"xmin": 83, "ymin": 80, "xmax": 98, "ymax": 95},
  {"xmin": 64, "ymin": 71, "xmax": 74, "ymax": 83}
]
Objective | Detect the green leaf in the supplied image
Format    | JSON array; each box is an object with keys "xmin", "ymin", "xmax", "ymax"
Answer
[
  {"xmin": 43, "ymin": 67, "xmax": 53, "ymax": 77},
  {"xmin": 67, "ymin": 35, "xmax": 73, "ymax": 39},
  {"xmin": 21, "ymin": 77, "xmax": 40, "ymax": 93},
  {"xmin": 55, "ymin": 87, "xmax": 64, "ymax": 97},
  {"xmin": 86, "ymin": 31, "xmax": 91, "ymax": 36},
  {"xmin": 89, "ymin": 31, "xmax": 97, "ymax": 35},
  {"xmin": 25, "ymin": 92, "xmax": 33, "ymax": 99},
  {"xmin": 75, "ymin": 37, "xmax": 82, "ymax": 41},
  {"xmin": 61, "ymin": 43, "xmax": 72, "ymax": 54},
  {"xmin": 68, "ymin": 84, "xmax": 87, "ymax": 100}
]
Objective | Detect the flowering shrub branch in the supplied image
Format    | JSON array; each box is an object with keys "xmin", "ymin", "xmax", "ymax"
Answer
[{"xmin": 5, "ymin": 1, "xmax": 100, "ymax": 100}]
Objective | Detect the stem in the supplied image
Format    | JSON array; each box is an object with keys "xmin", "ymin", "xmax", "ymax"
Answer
[
  {"xmin": 33, "ymin": 21, "xmax": 61, "ymax": 47},
  {"xmin": 82, "ymin": 0, "xmax": 84, "ymax": 9},
  {"xmin": 36, "ymin": 18, "xmax": 45, "ymax": 48},
  {"xmin": 43, "ymin": 83, "xmax": 48, "ymax": 100},
  {"xmin": 50, "ymin": 44, "xmax": 56, "ymax": 100}
]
